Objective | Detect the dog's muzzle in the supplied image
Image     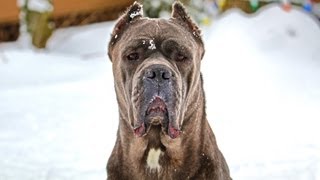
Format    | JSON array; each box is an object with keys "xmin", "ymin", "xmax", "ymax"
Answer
[{"xmin": 133, "ymin": 64, "xmax": 181, "ymax": 139}]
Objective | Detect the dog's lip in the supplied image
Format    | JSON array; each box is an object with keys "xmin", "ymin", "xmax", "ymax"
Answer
[
  {"xmin": 146, "ymin": 96, "xmax": 167, "ymax": 115},
  {"xmin": 168, "ymin": 123, "xmax": 181, "ymax": 139},
  {"xmin": 134, "ymin": 123, "xmax": 146, "ymax": 137},
  {"xmin": 134, "ymin": 96, "xmax": 167, "ymax": 138},
  {"xmin": 133, "ymin": 96, "xmax": 181, "ymax": 139}
]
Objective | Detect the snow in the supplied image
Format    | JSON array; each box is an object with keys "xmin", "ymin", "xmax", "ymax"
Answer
[
  {"xmin": 0, "ymin": 4, "xmax": 320, "ymax": 180},
  {"xmin": 129, "ymin": 2, "xmax": 143, "ymax": 20},
  {"xmin": 18, "ymin": 0, "xmax": 53, "ymax": 12},
  {"xmin": 129, "ymin": 5, "xmax": 143, "ymax": 20},
  {"xmin": 202, "ymin": 5, "xmax": 320, "ymax": 179},
  {"xmin": 148, "ymin": 39, "xmax": 156, "ymax": 50},
  {"xmin": 130, "ymin": 11, "xmax": 141, "ymax": 19}
]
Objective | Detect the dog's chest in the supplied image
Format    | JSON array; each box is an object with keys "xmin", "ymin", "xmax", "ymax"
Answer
[{"xmin": 146, "ymin": 148, "xmax": 163, "ymax": 170}]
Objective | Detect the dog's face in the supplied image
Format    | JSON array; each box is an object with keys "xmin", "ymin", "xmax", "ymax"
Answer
[{"xmin": 108, "ymin": 2, "xmax": 204, "ymax": 139}]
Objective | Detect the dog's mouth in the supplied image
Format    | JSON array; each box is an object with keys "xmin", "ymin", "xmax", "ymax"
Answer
[
  {"xmin": 134, "ymin": 96, "xmax": 180, "ymax": 139},
  {"xmin": 146, "ymin": 96, "xmax": 167, "ymax": 125}
]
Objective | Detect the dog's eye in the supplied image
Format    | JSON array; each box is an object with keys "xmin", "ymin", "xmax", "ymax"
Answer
[
  {"xmin": 126, "ymin": 52, "xmax": 139, "ymax": 61},
  {"xmin": 176, "ymin": 53, "xmax": 187, "ymax": 62}
]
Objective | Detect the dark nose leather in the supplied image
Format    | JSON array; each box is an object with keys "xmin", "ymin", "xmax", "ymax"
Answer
[{"xmin": 144, "ymin": 66, "xmax": 172, "ymax": 84}]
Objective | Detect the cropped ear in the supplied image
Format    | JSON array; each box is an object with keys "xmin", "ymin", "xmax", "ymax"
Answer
[
  {"xmin": 109, "ymin": 2, "xmax": 143, "ymax": 55},
  {"xmin": 171, "ymin": 1, "xmax": 202, "ymax": 40}
]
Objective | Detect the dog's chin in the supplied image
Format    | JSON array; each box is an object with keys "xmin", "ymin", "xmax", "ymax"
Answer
[
  {"xmin": 147, "ymin": 114, "xmax": 166, "ymax": 126},
  {"xmin": 133, "ymin": 97, "xmax": 181, "ymax": 139}
]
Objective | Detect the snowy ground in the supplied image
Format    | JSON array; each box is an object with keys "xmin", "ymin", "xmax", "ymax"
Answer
[{"xmin": 1, "ymin": 5, "xmax": 320, "ymax": 180}]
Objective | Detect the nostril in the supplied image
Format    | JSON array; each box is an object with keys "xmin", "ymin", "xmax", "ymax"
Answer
[
  {"xmin": 145, "ymin": 70, "xmax": 156, "ymax": 79},
  {"xmin": 144, "ymin": 67, "xmax": 172, "ymax": 81},
  {"xmin": 162, "ymin": 71, "xmax": 171, "ymax": 80}
]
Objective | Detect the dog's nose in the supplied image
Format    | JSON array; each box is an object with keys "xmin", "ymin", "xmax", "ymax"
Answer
[{"xmin": 144, "ymin": 66, "xmax": 172, "ymax": 82}]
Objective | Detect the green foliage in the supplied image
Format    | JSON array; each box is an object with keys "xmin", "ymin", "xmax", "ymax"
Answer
[{"xmin": 142, "ymin": 0, "xmax": 216, "ymax": 25}]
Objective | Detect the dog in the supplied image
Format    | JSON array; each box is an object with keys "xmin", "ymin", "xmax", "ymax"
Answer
[{"xmin": 107, "ymin": 1, "xmax": 231, "ymax": 179}]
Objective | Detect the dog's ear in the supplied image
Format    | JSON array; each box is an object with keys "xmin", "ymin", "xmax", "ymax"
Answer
[
  {"xmin": 171, "ymin": 1, "xmax": 204, "ymax": 59},
  {"xmin": 171, "ymin": 1, "xmax": 202, "ymax": 39},
  {"xmin": 109, "ymin": 2, "xmax": 143, "ymax": 52}
]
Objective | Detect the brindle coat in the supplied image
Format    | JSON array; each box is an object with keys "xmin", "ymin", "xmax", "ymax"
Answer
[{"xmin": 107, "ymin": 2, "xmax": 231, "ymax": 180}]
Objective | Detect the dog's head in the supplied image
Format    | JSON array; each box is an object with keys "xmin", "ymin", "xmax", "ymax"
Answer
[{"xmin": 108, "ymin": 2, "xmax": 205, "ymax": 139}]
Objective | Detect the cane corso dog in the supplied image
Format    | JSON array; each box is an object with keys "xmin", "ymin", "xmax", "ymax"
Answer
[{"xmin": 107, "ymin": 1, "xmax": 231, "ymax": 179}]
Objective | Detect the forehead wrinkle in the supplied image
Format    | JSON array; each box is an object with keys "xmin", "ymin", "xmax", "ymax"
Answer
[
  {"xmin": 158, "ymin": 20, "xmax": 197, "ymax": 48},
  {"xmin": 124, "ymin": 19, "xmax": 180, "ymax": 41},
  {"xmin": 120, "ymin": 18, "xmax": 197, "ymax": 51},
  {"xmin": 122, "ymin": 19, "xmax": 160, "ymax": 40},
  {"xmin": 155, "ymin": 19, "xmax": 161, "ymax": 36}
]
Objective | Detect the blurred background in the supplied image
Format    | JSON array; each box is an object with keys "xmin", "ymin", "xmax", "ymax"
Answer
[{"xmin": 0, "ymin": 0, "xmax": 320, "ymax": 179}]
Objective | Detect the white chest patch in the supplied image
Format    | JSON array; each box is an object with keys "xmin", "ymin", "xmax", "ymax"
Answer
[{"xmin": 146, "ymin": 148, "xmax": 162, "ymax": 170}]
